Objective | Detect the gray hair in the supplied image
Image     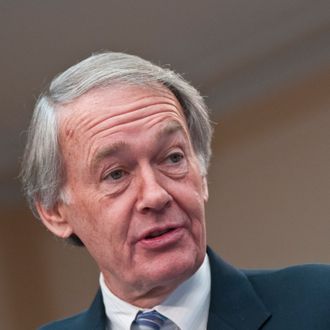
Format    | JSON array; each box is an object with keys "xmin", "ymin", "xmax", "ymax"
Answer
[{"xmin": 21, "ymin": 51, "xmax": 213, "ymax": 239}]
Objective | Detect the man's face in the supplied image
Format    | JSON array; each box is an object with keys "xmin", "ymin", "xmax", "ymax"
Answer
[{"xmin": 54, "ymin": 85, "xmax": 208, "ymax": 306}]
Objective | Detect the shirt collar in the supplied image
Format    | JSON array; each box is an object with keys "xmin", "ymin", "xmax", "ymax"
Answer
[{"xmin": 100, "ymin": 254, "xmax": 211, "ymax": 330}]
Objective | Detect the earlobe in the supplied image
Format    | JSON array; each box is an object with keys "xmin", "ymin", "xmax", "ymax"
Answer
[
  {"xmin": 35, "ymin": 200, "xmax": 73, "ymax": 239},
  {"xmin": 202, "ymin": 176, "xmax": 209, "ymax": 202}
]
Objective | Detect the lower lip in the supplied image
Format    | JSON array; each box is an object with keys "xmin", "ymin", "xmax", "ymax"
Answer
[{"xmin": 138, "ymin": 227, "xmax": 184, "ymax": 249}]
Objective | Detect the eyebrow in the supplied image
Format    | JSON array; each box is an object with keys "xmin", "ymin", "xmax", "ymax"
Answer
[
  {"xmin": 155, "ymin": 120, "xmax": 186, "ymax": 140},
  {"xmin": 91, "ymin": 141, "xmax": 129, "ymax": 172},
  {"xmin": 91, "ymin": 120, "xmax": 187, "ymax": 171}
]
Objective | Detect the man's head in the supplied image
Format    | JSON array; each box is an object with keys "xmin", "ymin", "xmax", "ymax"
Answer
[{"xmin": 21, "ymin": 52, "xmax": 213, "ymax": 306}]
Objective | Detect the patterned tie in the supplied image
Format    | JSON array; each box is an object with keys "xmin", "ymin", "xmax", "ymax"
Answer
[{"xmin": 132, "ymin": 310, "xmax": 167, "ymax": 330}]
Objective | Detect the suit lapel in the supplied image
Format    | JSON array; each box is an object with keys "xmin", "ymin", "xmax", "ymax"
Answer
[
  {"xmin": 207, "ymin": 247, "xmax": 271, "ymax": 330},
  {"xmin": 82, "ymin": 249, "xmax": 271, "ymax": 330},
  {"xmin": 207, "ymin": 311, "xmax": 238, "ymax": 330},
  {"xmin": 83, "ymin": 290, "xmax": 107, "ymax": 330}
]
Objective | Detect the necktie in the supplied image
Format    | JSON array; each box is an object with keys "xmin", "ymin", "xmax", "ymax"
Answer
[{"xmin": 132, "ymin": 310, "xmax": 167, "ymax": 330}]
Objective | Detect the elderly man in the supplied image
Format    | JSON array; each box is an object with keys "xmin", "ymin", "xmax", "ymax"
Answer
[{"xmin": 22, "ymin": 52, "xmax": 330, "ymax": 330}]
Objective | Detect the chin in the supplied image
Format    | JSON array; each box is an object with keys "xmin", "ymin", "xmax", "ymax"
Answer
[{"xmin": 149, "ymin": 247, "xmax": 205, "ymax": 287}]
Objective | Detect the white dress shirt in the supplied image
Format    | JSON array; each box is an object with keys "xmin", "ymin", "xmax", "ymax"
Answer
[{"xmin": 100, "ymin": 254, "xmax": 211, "ymax": 330}]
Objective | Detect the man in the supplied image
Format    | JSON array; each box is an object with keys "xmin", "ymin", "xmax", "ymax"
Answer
[{"xmin": 21, "ymin": 52, "xmax": 330, "ymax": 329}]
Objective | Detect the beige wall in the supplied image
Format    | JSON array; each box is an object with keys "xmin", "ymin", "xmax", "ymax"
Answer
[
  {"xmin": 207, "ymin": 68, "xmax": 330, "ymax": 268},
  {"xmin": 1, "ymin": 207, "xmax": 99, "ymax": 329},
  {"xmin": 2, "ymin": 68, "xmax": 330, "ymax": 329}
]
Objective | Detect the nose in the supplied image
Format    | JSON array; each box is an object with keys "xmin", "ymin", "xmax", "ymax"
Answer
[{"xmin": 136, "ymin": 167, "xmax": 172, "ymax": 213}]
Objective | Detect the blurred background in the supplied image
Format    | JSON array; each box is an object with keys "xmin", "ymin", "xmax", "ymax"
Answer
[{"xmin": 1, "ymin": 1, "xmax": 330, "ymax": 328}]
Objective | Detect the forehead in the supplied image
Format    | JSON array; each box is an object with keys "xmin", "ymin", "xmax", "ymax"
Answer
[{"xmin": 57, "ymin": 84, "xmax": 188, "ymax": 136}]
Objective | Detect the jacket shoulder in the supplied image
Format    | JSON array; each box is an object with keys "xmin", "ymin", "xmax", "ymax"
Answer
[
  {"xmin": 245, "ymin": 263, "xmax": 330, "ymax": 289},
  {"xmin": 244, "ymin": 264, "xmax": 330, "ymax": 310},
  {"xmin": 39, "ymin": 310, "xmax": 89, "ymax": 330},
  {"xmin": 39, "ymin": 290, "xmax": 105, "ymax": 330},
  {"xmin": 207, "ymin": 247, "xmax": 330, "ymax": 328}
]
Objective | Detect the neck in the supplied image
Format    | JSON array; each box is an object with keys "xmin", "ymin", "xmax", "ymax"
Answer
[{"xmin": 103, "ymin": 274, "xmax": 189, "ymax": 308}]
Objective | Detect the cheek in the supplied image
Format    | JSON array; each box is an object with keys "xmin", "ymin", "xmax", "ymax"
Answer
[
  {"xmin": 63, "ymin": 190, "xmax": 103, "ymax": 236},
  {"xmin": 177, "ymin": 173, "xmax": 206, "ymax": 210},
  {"xmin": 67, "ymin": 204, "xmax": 98, "ymax": 241},
  {"xmin": 175, "ymin": 172, "xmax": 207, "ymax": 231},
  {"xmin": 173, "ymin": 179, "xmax": 206, "ymax": 229},
  {"xmin": 88, "ymin": 194, "xmax": 135, "ymax": 245}
]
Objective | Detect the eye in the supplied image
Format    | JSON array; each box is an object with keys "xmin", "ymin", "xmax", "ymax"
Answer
[
  {"xmin": 161, "ymin": 150, "xmax": 188, "ymax": 178},
  {"xmin": 104, "ymin": 169, "xmax": 126, "ymax": 181},
  {"xmin": 168, "ymin": 152, "xmax": 184, "ymax": 163}
]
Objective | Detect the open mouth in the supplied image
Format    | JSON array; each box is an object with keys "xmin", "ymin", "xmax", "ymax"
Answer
[
  {"xmin": 138, "ymin": 226, "xmax": 184, "ymax": 248},
  {"xmin": 145, "ymin": 228, "xmax": 176, "ymax": 239}
]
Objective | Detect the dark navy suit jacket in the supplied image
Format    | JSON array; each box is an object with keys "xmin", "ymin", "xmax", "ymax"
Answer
[{"xmin": 40, "ymin": 248, "xmax": 330, "ymax": 329}]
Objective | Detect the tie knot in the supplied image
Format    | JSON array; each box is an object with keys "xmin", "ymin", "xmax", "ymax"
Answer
[{"xmin": 133, "ymin": 310, "xmax": 167, "ymax": 330}]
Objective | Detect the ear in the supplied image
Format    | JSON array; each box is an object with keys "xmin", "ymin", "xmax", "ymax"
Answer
[
  {"xmin": 202, "ymin": 176, "xmax": 209, "ymax": 202},
  {"xmin": 35, "ymin": 200, "xmax": 73, "ymax": 239}
]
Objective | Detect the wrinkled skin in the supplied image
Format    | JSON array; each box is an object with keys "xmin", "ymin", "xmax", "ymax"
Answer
[{"xmin": 38, "ymin": 85, "xmax": 208, "ymax": 307}]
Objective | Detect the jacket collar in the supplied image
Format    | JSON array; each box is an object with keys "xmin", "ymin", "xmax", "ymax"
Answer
[
  {"xmin": 86, "ymin": 248, "xmax": 271, "ymax": 330},
  {"xmin": 84, "ymin": 289, "xmax": 107, "ymax": 330},
  {"xmin": 207, "ymin": 247, "xmax": 271, "ymax": 330}
]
